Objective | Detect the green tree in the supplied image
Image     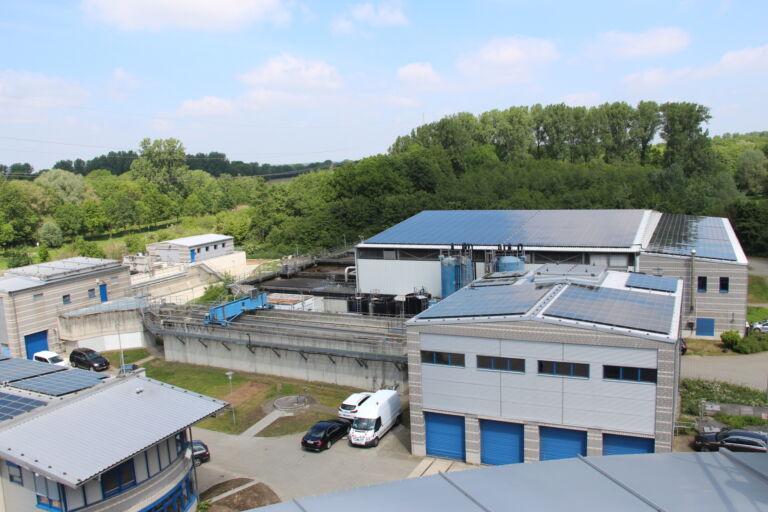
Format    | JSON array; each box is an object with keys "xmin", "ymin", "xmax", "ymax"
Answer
[
  {"xmin": 35, "ymin": 168, "xmax": 91, "ymax": 204},
  {"xmin": 130, "ymin": 138, "xmax": 188, "ymax": 194},
  {"xmin": 182, "ymin": 193, "xmax": 206, "ymax": 216},
  {"xmin": 81, "ymin": 200, "xmax": 108, "ymax": 234},
  {"xmin": 72, "ymin": 237, "xmax": 106, "ymax": 258},
  {"xmin": 660, "ymin": 102, "xmax": 713, "ymax": 176},
  {"xmin": 734, "ymin": 149, "xmax": 767, "ymax": 195},
  {"xmin": 53, "ymin": 203, "xmax": 85, "ymax": 238},
  {"xmin": 37, "ymin": 244, "xmax": 50, "ymax": 263},
  {"xmin": 597, "ymin": 102, "xmax": 635, "ymax": 163},
  {"xmin": 5, "ymin": 249, "xmax": 32, "ymax": 268},
  {"xmin": 541, "ymin": 103, "xmax": 569, "ymax": 161},
  {"xmin": 37, "ymin": 219, "xmax": 64, "ymax": 247},
  {"xmin": 630, "ymin": 101, "xmax": 661, "ymax": 165}
]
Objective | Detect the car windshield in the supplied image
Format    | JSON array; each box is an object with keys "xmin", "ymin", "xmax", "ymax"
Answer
[
  {"xmin": 716, "ymin": 430, "xmax": 734, "ymax": 441},
  {"xmin": 84, "ymin": 351, "xmax": 101, "ymax": 360},
  {"xmin": 192, "ymin": 442, "xmax": 206, "ymax": 451},
  {"xmin": 340, "ymin": 404, "xmax": 356, "ymax": 411},
  {"xmin": 308, "ymin": 423, "xmax": 329, "ymax": 436},
  {"xmin": 352, "ymin": 418, "xmax": 375, "ymax": 430},
  {"xmin": 49, "ymin": 356, "xmax": 64, "ymax": 363}
]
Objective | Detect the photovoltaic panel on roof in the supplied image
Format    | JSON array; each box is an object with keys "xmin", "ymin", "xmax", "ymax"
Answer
[
  {"xmin": 417, "ymin": 283, "xmax": 552, "ymax": 319},
  {"xmin": 0, "ymin": 358, "xmax": 66, "ymax": 383},
  {"xmin": 545, "ymin": 285, "xmax": 675, "ymax": 335},
  {"xmin": 626, "ymin": 274, "xmax": 678, "ymax": 293},
  {"xmin": 647, "ymin": 214, "xmax": 737, "ymax": 261},
  {"xmin": 10, "ymin": 368, "xmax": 107, "ymax": 396},
  {"xmin": 0, "ymin": 391, "xmax": 46, "ymax": 421}
]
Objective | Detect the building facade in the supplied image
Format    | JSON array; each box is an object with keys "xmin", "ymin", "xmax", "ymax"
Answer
[
  {"xmin": 0, "ymin": 258, "xmax": 131, "ymax": 358},
  {"xmin": 146, "ymin": 234, "xmax": 234, "ymax": 264}
]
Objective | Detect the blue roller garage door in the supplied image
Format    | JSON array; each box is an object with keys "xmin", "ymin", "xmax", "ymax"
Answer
[
  {"xmin": 24, "ymin": 330, "xmax": 49, "ymax": 359},
  {"xmin": 540, "ymin": 426, "xmax": 586, "ymax": 461},
  {"xmin": 603, "ymin": 434, "xmax": 655, "ymax": 455},
  {"xmin": 481, "ymin": 420, "xmax": 523, "ymax": 465},
  {"xmin": 425, "ymin": 412, "xmax": 465, "ymax": 460}
]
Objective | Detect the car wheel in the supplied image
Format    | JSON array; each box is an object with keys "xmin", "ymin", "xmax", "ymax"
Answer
[
  {"xmin": 88, "ymin": 366, "xmax": 94, "ymax": 372},
  {"xmin": 700, "ymin": 446, "xmax": 710, "ymax": 452},
  {"xmin": 326, "ymin": 440, "xmax": 332, "ymax": 450},
  {"xmin": 372, "ymin": 437, "xmax": 379, "ymax": 447},
  {"xmin": 754, "ymin": 328, "xmax": 762, "ymax": 334}
]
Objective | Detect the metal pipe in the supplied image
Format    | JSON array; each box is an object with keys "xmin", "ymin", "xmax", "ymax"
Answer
[{"xmin": 690, "ymin": 249, "xmax": 696, "ymax": 313}]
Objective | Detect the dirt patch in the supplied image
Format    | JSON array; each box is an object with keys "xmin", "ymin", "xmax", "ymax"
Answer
[
  {"xmin": 209, "ymin": 482, "xmax": 281, "ymax": 511},
  {"xmin": 246, "ymin": 259, "xmax": 269, "ymax": 265},
  {"xmin": 226, "ymin": 381, "xmax": 269, "ymax": 407},
  {"xmin": 674, "ymin": 434, "xmax": 696, "ymax": 452},
  {"xmin": 200, "ymin": 478, "xmax": 253, "ymax": 502}
]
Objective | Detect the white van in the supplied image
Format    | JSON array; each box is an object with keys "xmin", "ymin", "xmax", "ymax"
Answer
[
  {"xmin": 32, "ymin": 350, "xmax": 69, "ymax": 367},
  {"xmin": 349, "ymin": 390, "xmax": 401, "ymax": 447}
]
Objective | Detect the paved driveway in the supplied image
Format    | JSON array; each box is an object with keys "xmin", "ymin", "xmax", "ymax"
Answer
[
  {"xmin": 681, "ymin": 351, "xmax": 768, "ymax": 390},
  {"xmin": 192, "ymin": 424, "xmax": 421, "ymax": 502}
]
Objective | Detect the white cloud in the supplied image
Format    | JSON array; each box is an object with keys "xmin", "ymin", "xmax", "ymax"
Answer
[
  {"xmin": 238, "ymin": 89, "xmax": 310, "ymax": 110},
  {"xmin": 697, "ymin": 44, "xmax": 768, "ymax": 77},
  {"xmin": 560, "ymin": 92, "xmax": 601, "ymax": 107},
  {"xmin": 81, "ymin": 0, "xmax": 291, "ymax": 31},
  {"xmin": 106, "ymin": 67, "xmax": 141, "ymax": 101},
  {"xmin": 239, "ymin": 55, "xmax": 342, "ymax": 90},
  {"xmin": 595, "ymin": 27, "xmax": 689, "ymax": 58},
  {"xmin": 332, "ymin": 1, "xmax": 408, "ymax": 34},
  {"xmin": 456, "ymin": 37, "xmax": 558, "ymax": 85},
  {"xmin": 0, "ymin": 70, "xmax": 88, "ymax": 109},
  {"xmin": 176, "ymin": 96, "xmax": 233, "ymax": 117},
  {"xmin": 396, "ymin": 62, "xmax": 442, "ymax": 90}
]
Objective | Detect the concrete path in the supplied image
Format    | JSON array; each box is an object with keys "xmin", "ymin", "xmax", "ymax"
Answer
[
  {"xmin": 681, "ymin": 352, "xmax": 768, "ymax": 390},
  {"xmin": 407, "ymin": 457, "xmax": 473, "ymax": 478},
  {"xmin": 240, "ymin": 410, "xmax": 291, "ymax": 437}
]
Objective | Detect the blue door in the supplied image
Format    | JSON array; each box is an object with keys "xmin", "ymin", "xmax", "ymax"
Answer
[
  {"xmin": 190, "ymin": 250, "xmax": 196, "ymax": 263},
  {"xmin": 540, "ymin": 426, "xmax": 587, "ymax": 461},
  {"xmin": 99, "ymin": 283, "xmax": 108, "ymax": 302},
  {"xmin": 425, "ymin": 412, "xmax": 465, "ymax": 460},
  {"xmin": 695, "ymin": 318, "xmax": 715, "ymax": 336},
  {"xmin": 481, "ymin": 420, "xmax": 523, "ymax": 465},
  {"xmin": 24, "ymin": 330, "xmax": 49, "ymax": 359},
  {"xmin": 602, "ymin": 434, "xmax": 655, "ymax": 455}
]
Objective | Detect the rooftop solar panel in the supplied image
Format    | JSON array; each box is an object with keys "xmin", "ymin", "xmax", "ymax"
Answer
[
  {"xmin": 0, "ymin": 391, "xmax": 46, "ymax": 421},
  {"xmin": 646, "ymin": 214, "xmax": 737, "ymax": 261},
  {"xmin": 626, "ymin": 273, "xmax": 679, "ymax": 293},
  {"xmin": 417, "ymin": 282, "xmax": 552, "ymax": 319},
  {"xmin": 10, "ymin": 369, "xmax": 107, "ymax": 396},
  {"xmin": 0, "ymin": 358, "xmax": 66, "ymax": 383},
  {"xmin": 544, "ymin": 285, "xmax": 676, "ymax": 335}
]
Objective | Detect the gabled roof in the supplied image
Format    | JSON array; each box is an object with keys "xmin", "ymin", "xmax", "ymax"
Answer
[
  {"xmin": 150, "ymin": 233, "xmax": 233, "ymax": 248},
  {"xmin": 0, "ymin": 375, "xmax": 227, "ymax": 487}
]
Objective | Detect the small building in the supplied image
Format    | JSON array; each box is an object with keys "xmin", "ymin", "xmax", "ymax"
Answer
[
  {"xmin": 406, "ymin": 267, "xmax": 682, "ymax": 464},
  {"xmin": 0, "ymin": 258, "xmax": 131, "ymax": 359},
  {"xmin": 146, "ymin": 234, "xmax": 234, "ymax": 264},
  {"xmin": 357, "ymin": 209, "xmax": 747, "ymax": 337}
]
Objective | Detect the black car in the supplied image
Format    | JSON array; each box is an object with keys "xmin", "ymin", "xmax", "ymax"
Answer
[
  {"xmin": 191, "ymin": 440, "xmax": 210, "ymax": 463},
  {"xmin": 69, "ymin": 348, "xmax": 110, "ymax": 371},
  {"xmin": 693, "ymin": 429, "xmax": 767, "ymax": 453},
  {"xmin": 301, "ymin": 418, "xmax": 351, "ymax": 452}
]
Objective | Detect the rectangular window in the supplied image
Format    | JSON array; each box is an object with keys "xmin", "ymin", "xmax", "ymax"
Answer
[
  {"xmin": 719, "ymin": 277, "xmax": 729, "ymax": 293},
  {"xmin": 420, "ymin": 350, "xmax": 465, "ymax": 367},
  {"xmin": 33, "ymin": 293, "xmax": 43, "ymax": 302},
  {"xmin": 62, "ymin": 294, "xmax": 71, "ymax": 305},
  {"xmin": 175, "ymin": 431, "xmax": 187, "ymax": 455},
  {"xmin": 101, "ymin": 459, "xmax": 136, "ymax": 498},
  {"xmin": 477, "ymin": 355, "xmax": 525, "ymax": 372},
  {"xmin": 213, "ymin": 244, "xmax": 218, "ymax": 250},
  {"xmin": 538, "ymin": 360, "xmax": 589, "ymax": 378},
  {"xmin": 603, "ymin": 365, "xmax": 657, "ymax": 383},
  {"xmin": 87, "ymin": 288, "xmax": 96, "ymax": 298},
  {"xmin": 34, "ymin": 475, "xmax": 61, "ymax": 510},
  {"xmin": 7, "ymin": 462, "xmax": 22, "ymax": 485},
  {"xmin": 697, "ymin": 276, "xmax": 707, "ymax": 292},
  {"xmin": 205, "ymin": 246, "xmax": 210, "ymax": 252}
]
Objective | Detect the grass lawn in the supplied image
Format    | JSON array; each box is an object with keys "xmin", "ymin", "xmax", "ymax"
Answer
[
  {"xmin": 684, "ymin": 338, "xmax": 737, "ymax": 356},
  {"xmin": 259, "ymin": 410, "xmax": 330, "ymax": 437},
  {"xmin": 680, "ymin": 378, "xmax": 768, "ymax": 415},
  {"xmin": 748, "ymin": 305, "xmax": 768, "ymax": 323},
  {"xmin": 748, "ymin": 274, "xmax": 768, "ymax": 303},
  {"xmin": 143, "ymin": 360, "xmax": 362, "ymax": 435},
  {"xmin": 102, "ymin": 348, "xmax": 150, "ymax": 367}
]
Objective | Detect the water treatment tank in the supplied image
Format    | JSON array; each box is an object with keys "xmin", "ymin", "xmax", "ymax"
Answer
[
  {"xmin": 405, "ymin": 292, "xmax": 431, "ymax": 315},
  {"xmin": 370, "ymin": 295, "xmax": 396, "ymax": 316},
  {"xmin": 346, "ymin": 295, "xmax": 370, "ymax": 314},
  {"xmin": 496, "ymin": 255, "xmax": 525, "ymax": 273}
]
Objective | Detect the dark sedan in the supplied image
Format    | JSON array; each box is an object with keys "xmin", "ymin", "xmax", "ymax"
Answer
[
  {"xmin": 301, "ymin": 418, "xmax": 351, "ymax": 452},
  {"xmin": 192, "ymin": 440, "xmax": 210, "ymax": 463},
  {"xmin": 693, "ymin": 429, "xmax": 767, "ymax": 453}
]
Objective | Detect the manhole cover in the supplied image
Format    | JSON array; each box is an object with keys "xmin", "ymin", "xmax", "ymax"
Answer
[{"xmin": 274, "ymin": 395, "xmax": 308, "ymax": 410}]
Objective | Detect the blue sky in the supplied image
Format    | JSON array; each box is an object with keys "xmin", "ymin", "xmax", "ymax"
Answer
[{"xmin": 1, "ymin": 0, "xmax": 766, "ymax": 170}]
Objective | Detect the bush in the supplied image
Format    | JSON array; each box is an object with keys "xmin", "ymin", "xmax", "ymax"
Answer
[
  {"xmin": 103, "ymin": 242, "xmax": 127, "ymax": 260},
  {"xmin": 714, "ymin": 413, "xmax": 768, "ymax": 430},
  {"xmin": 37, "ymin": 219, "xmax": 63, "ymax": 248},
  {"xmin": 732, "ymin": 335, "xmax": 768, "ymax": 354},
  {"xmin": 70, "ymin": 237, "xmax": 106, "ymax": 259},
  {"xmin": 681, "ymin": 379, "xmax": 768, "ymax": 415},
  {"xmin": 37, "ymin": 244, "xmax": 50, "ymax": 263},
  {"xmin": 125, "ymin": 234, "xmax": 146, "ymax": 254},
  {"xmin": 5, "ymin": 249, "xmax": 32, "ymax": 268},
  {"xmin": 720, "ymin": 330, "xmax": 741, "ymax": 349}
]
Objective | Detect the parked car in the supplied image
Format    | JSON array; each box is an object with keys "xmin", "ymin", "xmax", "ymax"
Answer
[
  {"xmin": 349, "ymin": 390, "xmax": 401, "ymax": 448},
  {"xmin": 693, "ymin": 429, "xmax": 768, "ymax": 453},
  {"xmin": 32, "ymin": 350, "xmax": 69, "ymax": 367},
  {"xmin": 69, "ymin": 348, "xmax": 110, "ymax": 371},
  {"xmin": 750, "ymin": 320, "xmax": 768, "ymax": 334},
  {"xmin": 338, "ymin": 392, "xmax": 373, "ymax": 420},
  {"xmin": 680, "ymin": 339, "xmax": 687, "ymax": 355},
  {"xmin": 191, "ymin": 440, "xmax": 210, "ymax": 463},
  {"xmin": 301, "ymin": 418, "xmax": 351, "ymax": 451}
]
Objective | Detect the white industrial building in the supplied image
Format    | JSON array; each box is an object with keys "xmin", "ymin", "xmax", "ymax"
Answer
[
  {"xmin": 406, "ymin": 266, "xmax": 682, "ymax": 464},
  {"xmin": 146, "ymin": 234, "xmax": 234, "ymax": 264},
  {"xmin": 356, "ymin": 209, "xmax": 747, "ymax": 337}
]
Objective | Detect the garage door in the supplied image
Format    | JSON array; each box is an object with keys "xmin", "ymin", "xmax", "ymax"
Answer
[
  {"xmin": 603, "ymin": 434, "xmax": 655, "ymax": 455},
  {"xmin": 425, "ymin": 412, "xmax": 465, "ymax": 460},
  {"xmin": 539, "ymin": 426, "xmax": 586, "ymax": 461},
  {"xmin": 480, "ymin": 420, "xmax": 523, "ymax": 465},
  {"xmin": 24, "ymin": 330, "xmax": 49, "ymax": 359}
]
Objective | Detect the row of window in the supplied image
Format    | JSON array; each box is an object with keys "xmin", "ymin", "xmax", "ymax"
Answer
[
  {"xmin": 420, "ymin": 351, "xmax": 657, "ymax": 383},
  {"xmin": 62, "ymin": 287, "xmax": 100, "ymax": 305},
  {"xmin": 698, "ymin": 276, "xmax": 730, "ymax": 293},
  {"xmin": 194, "ymin": 242, "xmax": 226, "ymax": 254}
]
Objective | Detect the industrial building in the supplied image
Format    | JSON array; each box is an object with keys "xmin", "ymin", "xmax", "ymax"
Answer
[
  {"xmin": 145, "ymin": 234, "xmax": 234, "ymax": 264},
  {"xmin": 0, "ymin": 357, "xmax": 227, "ymax": 512},
  {"xmin": 0, "ymin": 258, "xmax": 131, "ymax": 359},
  {"xmin": 406, "ymin": 266, "xmax": 682, "ymax": 464},
  {"xmin": 356, "ymin": 209, "xmax": 747, "ymax": 337}
]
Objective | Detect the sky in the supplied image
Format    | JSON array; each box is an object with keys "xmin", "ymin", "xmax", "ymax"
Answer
[{"xmin": 1, "ymin": 0, "xmax": 767, "ymax": 171}]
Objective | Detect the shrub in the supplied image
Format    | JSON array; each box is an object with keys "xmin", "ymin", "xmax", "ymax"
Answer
[
  {"xmin": 720, "ymin": 330, "xmax": 741, "ymax": 349},
  {"xmin": 714, "ymin": 413, "xmax": 768, "ymax": 430},
  {"xmin": 37, "ymin": 219, "xmax": 63, "ymax": 248},
  {"xmin": 732, "ymin": 335, "xmax": 768, "ymax": 354},
  {"xmin": 125, "ymin": 234, "xmax": 146, "ymax": 254},
  {"xmin": 37, "ymin": 244, "xmax": 50, "ymax": 263},
  {"xmin": 680, "ymin": 379, "xmax": 768, "ymax": 415},
  {"xmin": 71, "ymin": 237, "xmax": 106, "ymax": 259},
  {"xmin": 5, "ymin": 249, "xmax": 32, "ymax": 268},
  {"xmin": 103, "ymin": 242, "xmax": 127, "ymax": 260}
]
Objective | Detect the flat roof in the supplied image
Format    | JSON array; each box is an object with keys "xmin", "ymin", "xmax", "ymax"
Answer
[
  {"xmin": 4, "ymin": 257, "xmax": 121, "ymax": 282},
  {"xmin": 62, "ymin": 296, "xmax": 147, "ymax": 317},
  {"xmin": 645, "ymin": 213, "xmax": 745, "ymax": 262},
  {"xmin": 257, "ymin": 451, "xmax": 768, "ymax": 512},
  {"xmin": 150, "ymin": 233, "xmax": 233, "ymax": 248},
  {"xmin": 0, "ymin": 375, "xmax": 227, "ymax": 487}
]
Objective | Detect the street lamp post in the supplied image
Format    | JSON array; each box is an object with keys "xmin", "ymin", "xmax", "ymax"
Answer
[
  {"xmin": 116, "ymin": 320, "xmax": 125, "ymax": 373},
  {"xmin": 225, "ymin": 371, "xmax": 236, "ymax": 428}
]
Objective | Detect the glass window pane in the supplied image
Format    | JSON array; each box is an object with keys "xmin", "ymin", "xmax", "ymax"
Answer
[
  {"xmin": 435, "ymin": 352, "xmax": 450, "ymax": 365},
  {"xmin": 720, "ymin": 277, "xmax": 729, "ymax": 292},
  {"xmin": 639, "ymin": 368, "xmax": 657, "ymax": 383},
  {"xmin": 507, "ymin": 358, "xmax": 525, "ymax": 372},
  {"xmin": 538, "ymin": 361, "xmax": 555, "ymax": 374},
  {"xmin": 572, "ymin": 363, "xmax": 589, "ymax": 378},
  {"xmin": 603, "ymin": 366, "xmax": 620, "ymax": 379},
  {"xmin": 420, "ymin": 351, "xmax": 433, "ymax": 364},
  {"xmin": 554, "ymin": 362, "xmax": 571, "ymax": 376},
  {"xmin": 451, "ymin": 353, "xmax": 465, "ymax": 367},
  {"xmin": 697, "ymin": 276, "xmax": 707, "ymax": 292},
  {"xmin": 477, "ymin": 355, "xmax": 492, "ymax": 369}
]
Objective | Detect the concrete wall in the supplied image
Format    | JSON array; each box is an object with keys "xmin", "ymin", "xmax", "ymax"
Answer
[
  {"xmin": 357, "ymin": 259, "xmax": 442, "ymax": 297},
  {"xmin": 639, "ymin": 253, "xmax": 747, "ymax": 337},
  {"xmin": 198, "ymin": 251, "xmax": 248, "ymax": 277},
  {"xmin": 131, "ymin": 265, "xmax": 220, "ymax": 304}
]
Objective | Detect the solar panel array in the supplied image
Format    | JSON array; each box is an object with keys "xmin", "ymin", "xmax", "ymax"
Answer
[
  {"xmin": 626, "ymin": 273, "xmax": 678, "ymax": 293},
  {"xmin": 418, "ymin": 283, "xmax": 552, "ymax": 319},
  {"xmin": 647, "ymin": 214, "xmax": 737, "ymax": 261},
  {"xmin": 544, "ymin": 285, "xmax": 676, "ymax": 335},
  {"xmin": 0, "ymin": 391, "xmax": 46, "ymax": 421},
  {"xmin": 0, "ymin": 358, "xmax": 65, "ymax": 383},
  {"xmin": 11, "ymin": 368, "xmax": 107, "ymax": 396}
]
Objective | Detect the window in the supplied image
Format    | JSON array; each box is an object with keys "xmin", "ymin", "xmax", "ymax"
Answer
[
  {"xmin": 383, "ymin": 250, "xmax": 396, "ymax": 260},
  {"xmin": 101, "ymin": 459, "xmax": 136, "ymax": 498},
  {"xmin": 144, "ymin": 472, "xmax": 194, "ymax": 512},
  {"xmin": 205, "ymin": 246, "xmax": 210, "ymax": 252},
  {"xmin": 62, "ymin": 294, "xmax": 71, "ymax": 305},
  {"xmin": 477, "ymin": 355, "xmax": 525, "ymax": 372},
  {"xmin": 196, "ymin": 248, "xmax": 201, "ymax": 253},
  {"xmin": 603, "ymin": 365, "xmax": 657, "ymax": 383},
  {"xmin": 538, "ymin": 360, "xmax": 589, "ymax": 378},
  {"xmin": 87, "ymin": 288, "xmax": 96, "ymax": 298},
  {"xmin": 719, "ymin": 277, "xmax": 730, "ymax": 293},
  {"xmin": 421, "ymin": 350, "xmax": 465, "ymax": 367},
  {"xmin": 357, "ymin": 248, "xmax": 383, "ymax": 259},
  {"xmin": 33, "ymin": 293, "xmax": 43, "ymax": 302},
  {"xmin": 697, "ymin": 276, "xmax": 707, "ymax": 292},
  {"xmin": 213, "ymin": 244, "xmax": 218, "ymax": 250},
  {"xmin": 34, "ymin": 475, "xmax": 61, "ymax": 510},
  {"xmin": 7, "ymin": 462, "xmax": 22, "ymax": 485},
  {"xmin": 175, "ymin": 431, "xmax": 187, "ymax": 455}
]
